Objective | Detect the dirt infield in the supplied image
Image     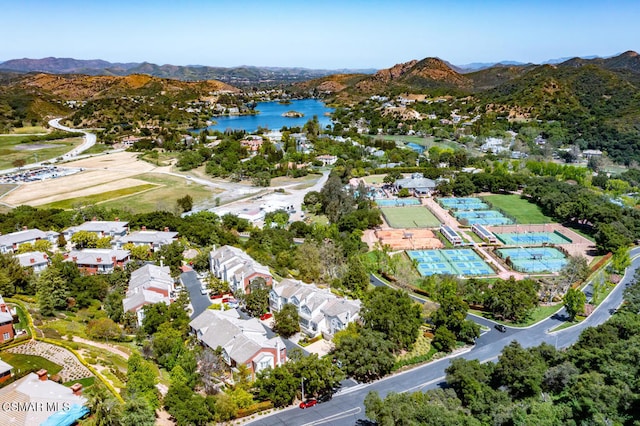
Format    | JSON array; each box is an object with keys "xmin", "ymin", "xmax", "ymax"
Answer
[
  {"xmin": 374, "ymin": 228, "xmax": 443, "ymax": 250},
  {"xmin": 1, "ymin": 152, "xmax": 160, "ymax": 207}
]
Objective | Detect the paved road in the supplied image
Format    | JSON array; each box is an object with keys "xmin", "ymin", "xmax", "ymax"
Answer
[
  {"xmin": 180, "ymin": 270, "xmax": 211, "ymax": 319},
  {"xmin": 249, "ymin": 248, "xmax": 640, "ymax": 426},
  {"xmin": 48, "ymin": 118, "xmax": 97, "ymax": 157}
]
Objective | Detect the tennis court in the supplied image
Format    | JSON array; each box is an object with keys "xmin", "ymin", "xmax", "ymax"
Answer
[
  {"xmin": 496, "ymin": 247, "xmax": 568, "ymax": 273},
  {"xmin": 375, "ymin": 198, "xmax": 421, "ymax": 207},
  {"xmin": 407, "ymin": 249, "xmax": 495, "ymax": 276},
  {"xmin": 495, "ymin": 231, "xmax": 572, "ymax": 246},
  {"xmin": 381, "ymin": 206, "xmax": 441, "ymax": 228},
  {"xmin": 453, "ymin": 210, "xmax": 513, "ymax": 226},
  {"xmin": 439, "ymin": 197, "xmax": 489, "ymax": 211}
]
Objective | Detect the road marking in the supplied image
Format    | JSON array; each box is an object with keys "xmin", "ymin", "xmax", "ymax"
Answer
[
  {"xmin": 301, "ymin": 407, "xmax": 361, "ymax": 426},
  {"xmin": 401, "ymin": 376, "xmax": 446, "ymax": 393}
]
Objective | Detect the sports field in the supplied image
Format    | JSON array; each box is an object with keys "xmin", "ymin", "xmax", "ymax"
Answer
[
  {"xmin": 0, "ymin": 135, "xmax": 83, "ymax": 170},
  {"xmin": 482, "ymin": 194, "xmax": 553, "ymax": 224},
  {"xmin": 381, "ymin": 206, "xmax": 441, "ymax": 228}
]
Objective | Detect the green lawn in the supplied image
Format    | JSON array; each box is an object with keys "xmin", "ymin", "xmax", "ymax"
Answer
[
  {"xmin": 470, "ymin": 302, "xmax": 564, "ymax": 327},
  {"xmin": 0, "ymin": 135, "xmax": 83, "ymax": 170},
  {"xmin": 41, "ymin": 184, "xmax": 160, "ymax": 209},
  {"xmin": 0, "ymin": 352, "xmax": 63, "ymax": 375},
  {"xmin": 381, "ymin": 206, "xmax": 441, "ymax": 228},
  {"xmin": 483, "ymin": 194, "xmax": 554, "ymax": 224}
]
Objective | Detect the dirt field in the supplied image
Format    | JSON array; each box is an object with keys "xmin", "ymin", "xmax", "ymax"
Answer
[
  {"xmin": 1, "ymin": 152, "xmax": 160, "ymax": 207},
  {"xmin": 373, "ymin": 228, "xmax": 443, "ymax": 250}
]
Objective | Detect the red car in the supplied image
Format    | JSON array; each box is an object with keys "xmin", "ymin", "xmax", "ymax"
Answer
[
  {"xmin": 260, "ymin": 313, "xmax": 273, "ymax": 321},
  {"xmin": 299, "ymin": 399, "xmax": 317, "ymax": 409}
]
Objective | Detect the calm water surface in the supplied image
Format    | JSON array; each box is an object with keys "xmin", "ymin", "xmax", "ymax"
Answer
[{"xmin": 205, "ymin": 99, "xmax": 334, "ymax": 132}]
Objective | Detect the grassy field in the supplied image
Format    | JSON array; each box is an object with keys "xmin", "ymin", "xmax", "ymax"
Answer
[
  {"xmin": 0, "ymin": 184, "xmax": 17, "ymax": 197},
  {"xmin": 7, "ymin": 126, "xmax": 48, "ymax": 134},
  {"xmin": 42, "ymin": 184, "xmax": 160, "ymax": 209},
  {"xmin": 483, "ymin": 194, "xmax": 554, "ymax": 224},
  {"xmin": 381, "ymin": 206, "xmax": 441, "ymax": 228},
  {"xmin": 98, "ymin": 173, "xmax": 221, "ymax": 214},
  {"xmin": 377, "ymin": 135, "xmax": 461, "ymax": 151},
  {"xmin": 82, "ymin": 144, "xmax": 113, "ymax": 155},
  {"xmin": 0, "ymin": 352, "xmax": 63, "ymax": 375},
  {"xmin": 0, "ymin": 135, "xmax": 83, "ymax": 170},
  {"xmin": 363, "ymin": 174, "xmax": 386, "ymax": 185}
]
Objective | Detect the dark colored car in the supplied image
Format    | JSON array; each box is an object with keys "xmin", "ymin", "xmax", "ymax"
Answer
[
  {"xmin": 317, "ymin": 393, "xmax": 333, "ymax": 403},
  {"xmin": 299, "ymin": 399, "xmax": 317, "ymax": 409},
  {"xmin": 495, "ymin": 324, "xmax": 507, "ymax": 333}
]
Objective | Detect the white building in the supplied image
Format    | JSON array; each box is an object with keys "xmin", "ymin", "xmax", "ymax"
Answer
[
  {"xmin": 269, "ymin": 279, "xmax": 361, "ymax": 338},
  {"xmin": 122, "ymin": 264, "xmax": 175, "ymax": 326},
  {"xmin": 210, "ymin": 246, "xmax": 273, "ymax": 295},
  {"xmin": 15, "ymin": 251, "xmax": 49, "ymax": 273},
  {"xmin": 0, "ymin": 228, "xmax": 59, "ymax": 254}
]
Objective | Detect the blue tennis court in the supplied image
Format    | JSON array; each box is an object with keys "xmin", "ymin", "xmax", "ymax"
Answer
[
  {"xmin": 375, "ymin": 198, "xmax": 421, "ymax": 207},
  {"xmin": 408, "ymin": 249, "xmax": 494, "ymax": 276},
  {"xmin": 496, "ymin": 247, "xmax": 568, "ymax": 273},
  {"xmin": 439, "ymin": 197, "xmax": 489, "ymax": 211},
  {"xmin": 453, "ymin": 210, "xmax": 513, "ymax": 226},
  {"xmin": 495, "ymin": 231, "xmax": 572, "ymax": 245}
]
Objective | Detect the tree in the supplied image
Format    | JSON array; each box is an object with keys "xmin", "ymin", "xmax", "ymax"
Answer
[
  {"xmin": 361, "ymin": 286, "xmax": 423, "ymax": 351},
  {"xmin": 432, "ymin": 326, "xmax": 457, "ymax": 352},
  {"xmin": 264, "ymin": 209, "xmax": 289, "ymax": 229},
  {"xmin": 36, "ymin": 267, "xmax": 69, "ymax": 315},
  {"xmin": 286, "ymin": 350, "xmax": 345, "ymax": 398},
  {"xmin": 12, "ymin": 159, "xmax": 26, "ymax": 169},
  {"xmin": 70, "ymin": 230, "xmax": 99, "ymax": 249},
  {"xmin": 176, "ymin": 194, "xmax": 194, "ymax": 213},
  {"xmin": 207, "ymin": 275, "xmax": 230, "ymax": 295},
  {"xmin": 87, "ymin": 317, "xmax": 122, "ymax": 341},
  {"xmin": 121, "ymin": 398, "xmax": 156, "ymax": 426},
  {"xmin": 273, "ymin": 304, "xmax": 299, "ymax": 337},
  {"xmin": 611, "ymin": 247, "xmax": 631, "ymax": 274},
  {"xmin": 332, "ymin": 328, "xmax": 395, "ymax": 382},
  {"xmin": 255, "ymin": 365, "xmax": 298, "ymax": 407},
  {"xmin": 564, "ymin": 288, "xmax": 586, "ymax": 321},
  {"xmin": 125, "ymin": 353, "xmax": 160, "ymax": 409},
  {"xmin": 340, "ymin": 257, "xmax": 369, "ymax": 295},
  {"xmin": 492, "ymin": 341, "xmax": 547, "ymax": 398},
  {"xmin": 123, "ymin": 243, "xmax": 151, "ymax": 261},
  {"xmin": 293, "ymin": 242, "xmax": 322, "ymax": 282},
  {"xmin": 241, "ymin": 278, "xmax": 270, "ymax": 317},
  {"xmin": 485, "ymin": 277, "xmax": 538, "ymax": 322}
]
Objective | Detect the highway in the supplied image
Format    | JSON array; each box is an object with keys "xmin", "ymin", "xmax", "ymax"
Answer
[
  {"xmin": 48, "ymin": 118, "xmax": 97, "ymax": 157},
  {"xmin": 248, "ymin": 247, "xmax": 640, "ymax": 426}
]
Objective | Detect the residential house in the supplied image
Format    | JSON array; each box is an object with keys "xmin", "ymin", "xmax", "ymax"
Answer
[
  {"xmin": 0, "ymin": 228, "xmax": 59, "ymax": 254},
  {"xmin": 0, "ymin": 295, "xmax": 16, "ymax": 344},
  {"xmin": 63, "ymin": 220, "xmax": 128, "ymax": 240},
  {"xmin": 394, "ymin": 173, "xmax": 437, "ymax": 196},
  {"xmin": 269, "ymin": 279, "xmax": 361, "ymax": 338},
  {"xmin": 210, "ymin": 246, "xmax": 273, "ymax": 295},
  {"xmin": 316, "ymin": 154, "xmax": 338, "ymax": 166},
  {"xmin": 15, "ymin": 251, "xmax": 49, "ymax": 273},
  {"xmin": 114, "ymin": 227, "xmax": 178, "ymax": 252},
  {"xmin": 240, "ymin": 136, "xmax": 264, "ymax": 155},
  {"xmin": 0, "ymin": 359, "xmax": 12, "ymax": 384},
  {"xmin": 0, "ymin": 369, "xmax": 88, "ymax": 425},
  {"xmin": 190, "ymin": 309, "xmax": 286, "ymax": 377},
  {"xmin": 66, "ymin": 248, "xmax": 130, "ymax": 275},
  {"xmin": 582, "ymin": 149, "xmax": 603, "ymax": 159},
  {"xmin": 122, "ymin": 264, "xmax": 175, "ymax": 326},
  {"xmin": 480, "ymin": 137, "xmax": 508, "ymax": 154}
]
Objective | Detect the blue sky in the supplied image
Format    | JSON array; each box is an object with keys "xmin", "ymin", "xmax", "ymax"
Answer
[{"xmin": 2, "ymin": 0, "xmax": 638, "ymax": 69}]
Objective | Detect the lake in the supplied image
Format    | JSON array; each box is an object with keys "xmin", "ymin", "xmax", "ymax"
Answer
[{"xmin": 205, "ymin": 99, "xmax": 334, "ymax": 133}]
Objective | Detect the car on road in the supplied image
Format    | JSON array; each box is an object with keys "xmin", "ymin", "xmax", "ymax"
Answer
[
  {"xmin": 259, "ymin": 313, "xmax": 273, "ymax": 321},
  {"xmin": 317, "ymin": 393, "xmax": 332, "ymax": 403},
  {"xmin": 494, "ymin": 324, "xmax": 507, "ymax": 333},
  {"xmin": 299, "ymin": 399, "xmax": 317, "ymax": 409}
]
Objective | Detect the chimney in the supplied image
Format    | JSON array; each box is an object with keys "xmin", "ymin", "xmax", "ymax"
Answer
[
  {"xmin": 164, "ymin": 227, "xmax": 169, "ymax": 232},
  {"xmin": 112, "ymin": 256, "xmax": 117, "ymax": 263},
  {"xmin": 0, "ymin": 304, "xmax": 6, "ymax": 313},
  {"xmin": 115, "ymin": 217, "xmax": 119, "ymax": 222},
  {"xmin": 70, "ymin": 383, "xmax": 83, "ymax": 396},
  {"xmin": 23, "ymin": 226, "xmax": 27, "ymax": 231},
  {"xmin": 72, "ymin": 256, "xmax": 78, "ymax": 262},
  {"xmin": 30, "ymin": 258, "xmax": 35, "ymax": 264},
  {"xmin": 96, "ymin": 257, "xmax": 102, "ymax": 263},
  {"xmin": 141, "ymin": 226, "xmax": 146, "ymax": 231},
  {"xmin": 92, "ymin": 217, "xmax": 97, "ymax": 221},
  {"xmin": 36, "ymin": 369, "xmax": 48, "ymax": 381}
]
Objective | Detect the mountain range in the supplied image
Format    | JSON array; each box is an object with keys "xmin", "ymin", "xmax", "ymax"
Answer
[{"xmin": 0, "ymin": 57, "xmax": 377, "ymax": 85}]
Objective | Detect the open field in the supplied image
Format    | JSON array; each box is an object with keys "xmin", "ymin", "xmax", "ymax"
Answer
[
  {"xmin": 0, "ymin": 135, "xmax": 83, "ymax": 170},
  {"xmin": 7, "ymin": 126, "xmax": 48, "ymax": 134},
  {"xmin": 482, "ymin": 194, "xmax": 554, "ymax": 224},
  {"xmin": 42, "ymin": 184, "xmax": 160, "ymax": 209},
  {"xmin": 0, "ymin": 184, "xmax": 17, "ymax": 197},
  {"xmin": 98, "ymin": 173, "xmax": 221, "ymax": 213},
  {"xmin": 0, "ymin": 152, "xmax": 220, "ymax": 213},
  {"xmin": 362, "ymin": 174, "xmax": 387, "ymax": 185},
  {"xmin": 381, "ymin": 206, "xmax": 441, "ymax": 228}
]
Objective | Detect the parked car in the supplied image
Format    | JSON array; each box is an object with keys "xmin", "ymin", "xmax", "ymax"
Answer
[
  {"xmin": 260, "ymin": 313, "xmax": 273, "ymax": 321},
  {"xmin": 225, "ymin": 298, "xmax": 239, "ymax": 308},
  {"xmin": 210, "ymin": 293, "xmax": 223, "ymax": 299},
  {"xmin": 494, "ymin": 324, "xmax": 507, "ymax": 333},
  {"xmin": 317, "ymin": 393, "xmax": 332, "ymax": 403},
  {"xmin": 299, "ymin": 399, "xmax": 317, "ymax": 409}
]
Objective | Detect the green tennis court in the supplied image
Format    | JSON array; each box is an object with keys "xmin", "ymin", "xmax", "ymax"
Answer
[{"xmin": 381, "ymin": 206, "xmax": 441, "ymax": 228}]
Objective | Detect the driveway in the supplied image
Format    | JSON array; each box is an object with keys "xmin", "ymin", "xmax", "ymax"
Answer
[{"xmin": 180, "ymin": 270, "xmax": 211, "ymax": 319}]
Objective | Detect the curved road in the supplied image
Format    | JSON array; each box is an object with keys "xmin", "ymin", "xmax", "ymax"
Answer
[
  {"xmin": 249, "ymin": 247, "xmax": 640, "ymax": 426},
  {"xmin": 48, "ymin": 118, "xmax": 96, "ymax": 158}
]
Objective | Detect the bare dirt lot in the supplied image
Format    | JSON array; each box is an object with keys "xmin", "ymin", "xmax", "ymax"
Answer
[{"xmin": 1, "ymin": 152, "xmax": 159, "ymax": 207}]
